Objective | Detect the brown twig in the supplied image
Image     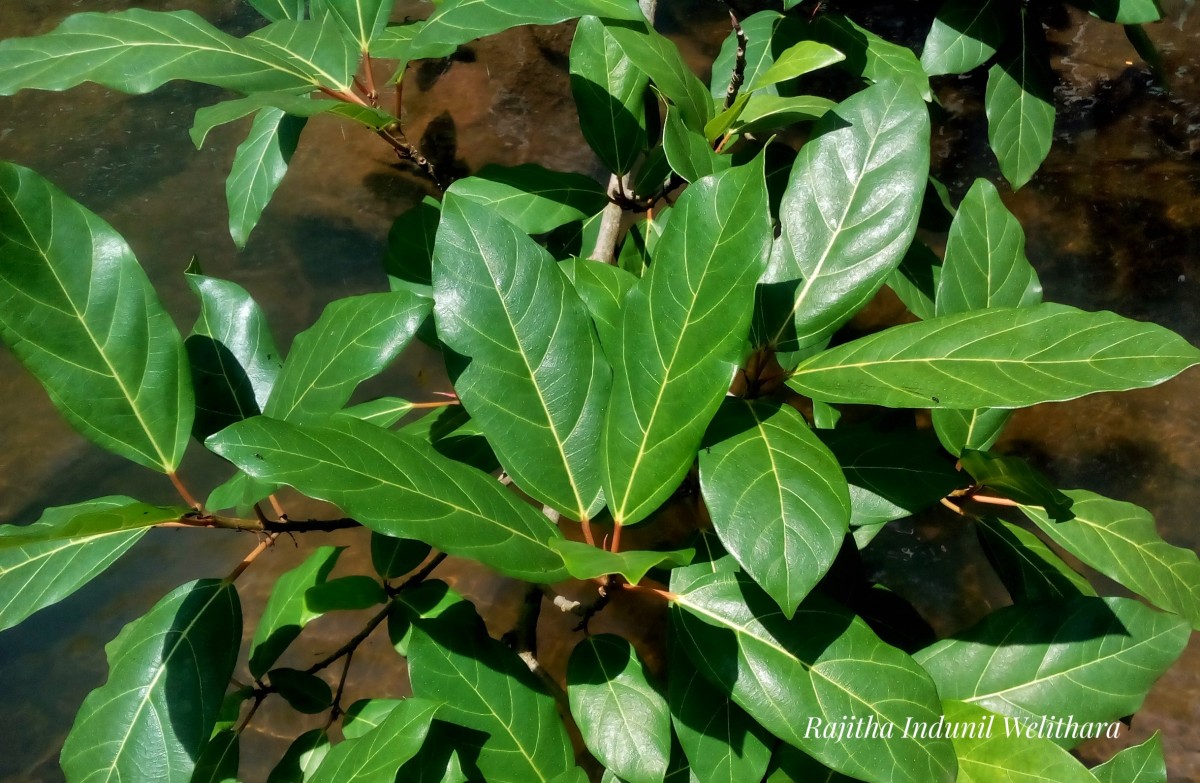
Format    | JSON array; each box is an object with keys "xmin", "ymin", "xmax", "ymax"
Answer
[
  {"xmin": 386, "ymin": 551, "xmax": 448, "ymax": 597},
  {"xmin": 226, "ymin": 533, "xmax": 278, "ymax": 582},
  {"xmin": 305, "ymin": 603, "xmax": 392, "ymax": 676},
  {"xmin": 723, "ymin": 8, "xmax": 748, "ymax": 111},
  {"xmin": 970, "ymin": 494, "xmax": 1021, "ymax": 508},
  {"xmin": 362, "ymin": 52, "xmax": 379, "ymax": 103},
  {"xmin": 324, "ymin": 649, "xmax": 355, "ymax": 729},
  {"xmin": 167, "ymin": 472, "xmax": 201, "ymax": 510},
  {"xmin": 161, "ymin": 513, "xmax": 360, "ymax": 534}
]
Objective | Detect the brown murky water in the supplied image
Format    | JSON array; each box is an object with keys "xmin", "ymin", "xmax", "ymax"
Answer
[{"xmin": 1, "ymin": 1, "xmax": 1198, "ymax": 780}]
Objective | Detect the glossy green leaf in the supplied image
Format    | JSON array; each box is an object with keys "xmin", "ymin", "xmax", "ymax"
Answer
[
  {"xmin": 789, "ymin": 303, "xmax": 1200, "ymax": 409},
  {"xmin": 270, "ymin": 668, "xmax": 334, "ymax": 714},
  {"xmin": 309, "ymin": 698, "xmax": 440, "ymax": 783},
  {"xmin": 185, "ymin": 263, "xmax": 283, "ymax": 441},
  {"xmin": 264, "ymin": 291, "xmax": 430, "ymax": 424},
  {"xmin": 931, "ymin": 407, "xmax": 1013, "ymax": 457},
  {"xmin": 210, "ymin": 416, "xmax": 569, "ymax": 581},
  {"xmin": 433, "ymin": 195, "xmax": 609, "ymax": 521},
  {"xmin": 0, "ymin": 161, "xmax": 192, "ymax": 473},
  {"xmin": 960, "ymin": 449, "xmax": 1073, "ymax": 520},
  {"xmin": 986, "ymin": 14, "xmax": 1055, "ymax": 189},
  {"xmin": 699, "ymin": 399, "xmax": 851, "ymax": 617},
  {"xmin": 313, "ymin": 0, "xmax": 393, "ymax": 51},
  {"xmin": 191, "ymin": 92, "xmax": 396, "ymax": 149},
  {"xmin": 250, "ymin": 0, "xmax": 305, "ymax": 23},
  {"xmin": 916, "ymin": 597, "xmax": 1190, "ymax": 738},
  {"xmin": 757, "ymin": 80, "xmax": 929, "ymax": 355},
  {"xmin": 1076, "ymin": 0, "xmax": 1163, "ymax": 24},
  {"xmin": 398, "ymin": 406, "xmax": 500, "ymax": 475},
  {"xmin": 0, "ymin": 498, "xmax": 182, "ymax": 632},
  {"xmin": 247, "ymin": 17, "xmax": 361, "ymax": 90},
  {"xmin": 250, "ymin": 545, "xmax": 343, "ymax": 678},
  {"xmin": 921, "ymin": 0, "xmax": 1004, "ymax": 76},
  {"xmin": 306, "ymin": 575, "xmax": 387, "ymax": 612},
  {"xmin": 567, "ymin": 635, "xmax": 670, "ymax": 783},
  {"xmin": 446, "ymin": 165, "xmax": 608, "ymax": 236},
  {"xmin": 342, "ymin": 699, "xmax": 402, "ymax": 738},
  {"xmin": 60, "ymin": 579, "xmax": 242, "ymax": 783},
  {"xmin": 672, "ymin": 571, "xmax": 956, "ymax": 783},
  {"xmin": 748, "ymin": 41, "xmax": 844, "ymax": 92},
  {"xmin": 206, "ymin": 470, "xmax": 275, "ymax": 514},
  {"xmin": 559, "ymin": 257, "xmax": 637, "ymax": 357},
  {"xmin": 1091, "ymin": 732, "xmax": 1166, "ymax": 783},
  {"xmin": 605, "ymin": 19, "xmax": 713, "ymax": 131},
  {"xmin": 191, "ymin": 730, "xmax": 240, "ymax": 783},
  {"xmin": 395, "ymin": 722, "xmax": 469, "ymax": 783},
  {"xmin": 1019, "ymin": 490, "xmax": 1200, "ymax": 629},
  {"xmin": 412, "ymin": 0, "xmax": 644, "ymax": 54},
  {"xmin": 664, "ymin": 106, "xmax": 732, "ymax": 183},
  {"xmin": 551, "ymin": 540, "xmax": 693, "ymax": 584},
  {"xmin": 227, "ymin": 107, "xmax": 306, "ymax": 248},
  {"xmin": 731, "ymin": 94, "xmax": 834, "ymax": 135},
  {"xmin": 370, "ymin": 534, "xmax": 430, "ymax": 580},
  {"xmin": 766, "ymin": 743, "xmax": 857, "ymax": 783},
  {"xmin": 710, "ymin": 11, "xmax": 783, "ymax": 99},
  {"xmin": 0, "ymin": 10, "xmax": 334, "ymax": 97},
  {"xmin": 268, "ymin": 729, "xmax": 331, "ymax": 783},
  {"xmin": 943, "ymin": 700, "xmax": 1102, "ymax": 783},
  {"xmin": 975, "ymin": 517, "xmax": 1095, "ymax": 602},
  {"xmin": 810, "ymin": 15, "xmax": 931, "ymax": 100},
  {"xmin": 604, "ymin": 161, "xmax": 771, "ymax": 526},
  {"xmin": 571, "ymin": 15, "xmax": 649, "ymax": 176},
  {"xmin": 340, "ymin": 397, "xmax": 414, "ymax": 427}
]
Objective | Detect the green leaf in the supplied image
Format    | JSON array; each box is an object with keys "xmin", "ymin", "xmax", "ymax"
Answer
[
  {"xmin": 185, "ymin": 263, "xmax": 284, "ymax": 442},
  {"xmin": 264, "ymin": 291, "xmax": 431, "ymax": 424},
  {"xmin": 433, "ymin": 195, "xmax": 609, "ymax": 521},
  {"xmin": 975, "ymin": 517, "xmax": 1096, "ymax": 602},
  {"xmin": 986, "ymin": 13, "xmax": 1055, "ymax": 189},
  {"xmin": 559, "ymin": 257, "xmax": 637, "ymax": 357},
  {"xmin": 699, "ymin": 399, "xmax": 851, "ymax": 617},
  {"xmin": 191, "ymin": 92, "xmax": 396, "ymax": 149},
  {"xmin": 446, "ymin": 165, "xmax": 608, "ymax": 235},
  {"xmin": 710, "ymin": 11, "xmax": 783, "ymax": 99},
  {"xmin": 0, "ymin": 162, "xmax": 192, "ymax": 473},
  {"xmin": 206, "ymin": 471, "xmax": 275, "ymax": 515},
  {"xmin": 943, "ymin": 701, "xmax": 1102, "ymax": 783},
  {"xmin": 809, "ymin": 15, "xmax": 932, "ymax": 101},
  {"xmin": 247, "ymin": 16, "xmax": 361, "ymax": 90},
  {"xmin": 748, "ymin": 41, "xmax": 845, "ymax": 92},
  {"xmin": 1091, "ymin": 732, "xmax": 1166, "ymax": 783},
  {"xmin": 250, "ymin": 0, "xmax": 305, "ymax": 23},
  {"xmin": 788, "ymin": 303, "xmax": 1200, "ymax": 409},
  {"xmin": 767, "ymin": 743, "xmax": 857, "ymax": 782},
  {"xmin": 931, "ymin": 407, "xmax": 1013, "ymax": 457},
  {"xmin": 757, "ymin": 80, "xmax": 930, "ymax": 355},
  {"xmin": 0, "ymin": 498, "xmax": 182, "ymax": 632},
  {"xmin": 250, "ymin": 545, "xmax": 343, "ymax": 678},
  {"xmin": 0, "ymin": 10, "xmax": 333, "ymax": 97},
  {"xmin": 1019, "ymin": 489, "xmax": 1200, "ymax": 630},
  {"xmin": 313, "ymin": 0, "xmax": 393, "ymax": 51},
  {"xmin": 567, "ymin": 635, "xmax": 671, "ymax": 783},
  {"xmin": 227, "ymin": 107, "xmax": 306, "ymax": 248},
  {"xmin": 888, "ymin": 239, "xmax": 942, "ymax": 321},
  {"xmin": 604, "ymin": 19, "xmax": 713, "ymax": 131},
  {"xmin": 60, "ymin": 579, "xmax": 242, "ymax": 783},
  {"xmin": 405, "ymin": 594, "xmax": 576, "ymax": 783},
  {"xmin": 370, "ymin": 534, "xmax": 431, "ymax": 579},
  {"xmin": 340, "ymin": 397, "xmax": 414, "ymax": 427},
  {"xmin": 395, "ymin": 722, "xmax": 469, "ymax": 783},
  {"xmin": 604, "ymin": 161, "xmax": 771, "ymax": 526},
  {"xmin": 916, "ymin": 597, "xmax": 1190, "ymax": 739},
  {"xmin": 191, "ymin": 730, "xmax": 240, "ymax": 783},
  {"xmin": 1075, "ymin": 0, "xmax": 1163, "ymax": 24},
  {"xmin": 412, "ymin": 0, "xmax": 644, "ymax": 54},
  {"xmin": 268, "ymin": 729, "xmax": 331, "ymax": 783},
  {"xmin": 920, "ymin": 0, "xmax": 1005, "ymax": 76},
  {"xmin": 551, "ymin": 540, "xmax": 693, "ymax": 584},
  {"xmin": 270, "ymin": 668, "xmax": 334, "ymax": 714},
  {"xmin": 730, "ymin": 94, "xmax": 834, "ymax": 135},
  {"xmin": 571, "ymin": 15, "xmax": 649, "ymax": 176},
  {"xmin": 672, "ymin": 571, "xmax": 955, "ymax": 783},
  {"xmin": 960, "ymin": 449, "xmax": 1073, "ymax": 520},
  {"xmin": 342, "ymin": 699, "xmax": 402, "ymax": 738},
  {"xmin": 385, "ymin": 196, "xmax": 439, "ymax": 293},
  {"xmin": 398, "ymin": 405, "xmax": 500, "ymax": 475},
  {"xmin": 306, "ymin": 575, "xmax": 387, "ymax": 612},
  {"xmin": 209, "ymin": 416, "xmax": 569, "ymax": 581},
  {"xmin": 308, "ymin": 698, "xmax": 440, "ymax": 783},
  {"xmin": 664, "ymin": 106, "xmax": 732, "ymax": 183}
]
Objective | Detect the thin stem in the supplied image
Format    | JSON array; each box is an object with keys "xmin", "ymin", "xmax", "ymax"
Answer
[
  {"xmin": 387, "ymin": 551, "xmax": 448, "ymax": 597},
  {"xmin": 226, "ymin": 534, "xmax": 277, "ymax": 582},
  {"xmin": 538, "ymin": 585, "xmax": 586, "ymax": 616},
  {"xmin": 168, "ymin": 472, "xmax": 201, "ymax": 510},
  {"xmin": 324, "ymin": 649, "xmax": 355, "ymax": 729},
  {"xmin": 267, "ymin": 494, "xmax": 287, "ymax": 520},
  {"xmin": 940, "ymin": 497, "xmax": 966, "ymax": 516},
  {"xmin": 618, "ymin": 581, "xmax": 677, "ymax": 602},
  {"xmin": 609, "ymin": 521, "xmax": 623, "ymax": 553},
  {"xmin": 410, "ymin": 399, "xmax": 459, "ymax": 410},
  {"xmin": 234, "ymin": 693, "xmax": 265, "ymax": 736},
  {"xmin": 971, "ymin": 494, "xmax": 1020, "ymax": 508},
  {"xmin": 363, "ymin": 52, "xmax": 379, "ymax": 103},
  {"xmin": 162, "ymin": 513, "xmax": 360, "ymax": 534},
  {"xmin": 318, "ymin": 84, "xmax": 370, "ymax": 108},
  {"xmin": 722, "ymin": 8, "xmax": 747, "ymax": 111},
  {"xmin": 305, "ymin": 603, "xmax": 391, "ymax": 676},
  {"xmin": 580, "ymin": 517, "xmax": 596, "ymax": 547}
]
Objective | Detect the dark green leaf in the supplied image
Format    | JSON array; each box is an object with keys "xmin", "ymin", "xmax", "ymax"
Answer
[
  {"xmin": 788, "ymin": 303, "xmax": 1200, "ymax": 409},
  {"xmin": 604, "ymin": 161, "xmax": 771, "ymax": 526},
  {"xmin": 604, "ymin": 19, "xmax": 713, "ymax": 131},
  {"xmin": 920, "ymin": 0, "xmax": 1004, "ymax": 76},
  {"xmin": 888, "ymin": 239, "xmax": 942, "ymax": 321},
  {"xmin": 206, "ymin": 471, "xmax": 275, "ymax": 515},
  {"xmin": 191, "ymin": 92, "xmax": 396, "ymax": 149},
  {"xmin": 942, "ymin": 700, "xmax": 1102, "ymax": 782},
  {"xmin": 931, "ymin": 408, "xmax": 1013, "ymax": 457},
  {"xmin": 0, "ymin": 161, "xmax": 192, "ymax": 473},
  {"xmin": 306, "ymin": 575, "xmax": 387, "ymax": 612},
  {"xmin": 339, "ymin": 397, "xmax": 414, "ymax": 427},
  {"xmin": 986, "ymin": 13, "xmax": 1055, "ymax": 189},
  {"xmin": 250, "ymin": 545, "xmax": 343, "ymax": 678},
  {"xmin": 227, "ymin": 107, "xmax": 306, "ymax": 248},
  {"xmin": 210, "ymin": 416, "xmax": 569, "ymax": 581},
  {"xmin": 699, "ymin": 399, "xmax": 851, "ymax": 617},
  {"xmin": 767, "ymin": 743, "xmax": 857, "ymax": 783},
  {"xmin": 370, "ymin": 534, "xmax": 431, "ymax": 580},
  {"xmin": 342, "ymin": 700, "xmax": 403, "ymax": 739},
  {"xmin": 975, "ymin": 516, "xmax": 1095, "ymax": 602},
  {"xmin": 446, "ymin": 165, "xmax": 608, "ymax": 235},
  {"xmin": 268, "ymin": 729, "xmax": 331, "ymax": 783},
  {"xmin": 809, "ymin": 15, "xmax": 931, "ymax": 100},
  {"xmin": 571, "ymin": 16, "xmax": 649, "ymax": 176},
  {"xmin": 559, "ymin": 257, "xmax": 637, "ymax": 357},
  {"xmin": 1091, "ymin": 732, "xmax": 1166, "ymax": 783},
  {"xmin": 309, "ymin": 698, "xmax": 440, "ymax": 783},
  {"xmin": 191, "ymin": 730, "xmax": 240, "ymax": 783},
  {"xmin": 412, "ymin": 0, "xmax": 644, "ymax": 54},
  {"xmin": 395, "ymin": 721, "xmax": 469, "ymax": 783},
  {"xmin": 245, "ymin": 17, "xmax": 359, "ymax": 91},
  {"xmin": 664, "ymin": 106, "xmax": 732, "ymax": 183},
  {"xmin": 60, "ymin": 579, "xmax": 242, "ymax": 783},
  {"xmin": 567, "ymin": 635, "xmax": 671, "ymax": 783},
  {"xmin": 960, "ymin": 449, "xmax": 1073, "ymax": 520},
  {"xmin": 1019, "ymin": 490, "xmax": 1200, "ymax": 630},
  {"xmin": 551, "ymin": 540, "xmax": 693, "ymax": 584},
  {"xmin": 433, "ymin": 195, "xmax": 609, "ymax": 521},
  {"xmin": 385, "ymin": 197, "xmax": 440, "ymax": 291},
  {"xmin": 1075, "ymin": 0, "xmax": 1163, "ymax": 24},
  {"xmin": 398, "ymin": 406, "xmax": 500, "ymax": 475},
  {"xmin": 270, "ymin": 668, "xmax": 334, "ymax": 714}
]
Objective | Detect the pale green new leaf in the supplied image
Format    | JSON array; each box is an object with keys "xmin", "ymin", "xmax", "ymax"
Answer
[
  {"xmin": 308, "ymin": 698, "xmax": 439, "ymax": 783},
  {"xmin": 0, "ymin": 162, "xmax": 192, "ymax": 473},
  {"xmin": 1091, "ymin": 732, "xmax": 1166, "ymax": 783},
  {"xmin": 209, "ymin": 416, "xmax": 569, "ymax": 581},
  {"xmin": 551, "ymin": 540, "xmax": 693, "ymax": 584},
  {"xmin": 567, "ymin": 635, "xmax": 671, "ymax": 783},
  {"xmin": 60, "ymin": 579, "xmax": 242, "ymax": 783},
  {"xmin": 1019, "ymin": 489, "xmax": 1200, "ymax": 629},
  {"xmin": 788, "ymin": 303, "xmax": 1200, "ymax": 409},
  {"xmin": 731, "ymin": 95, "xmax": 834, "ymax": 135},
  {"xmin": 603, "ymin": 161, "xmax": 771, "ymax": 526},
  {"xmin": 944, "ymin": 701, "xmax": 1101, "ymax": 783},
  {"xmin": 757, "ymin": 80, "xmax": 929, "ymax": 356},
  {"xmin": 748, "ymin": 41, "xmax": 845, "ymax": 92},
  {"xmin": 264, "ymin": 291, "xmax": 430, "ymax": 424},
  {"xmin": 250, "ymin": 545, "xmax": 343, "ymax": 678},
  {"xmin": 699, "ymin": 399, "xmax": 851, "ymax": 617},
  {"xmin": 434, "ymin": 195, "xmax": 609, "ymax": 520},
  {"xmin": 986, "ymin": 13, "xmax": 1055, "ymax": 189},
  {"xmin": 916, "ymin": 597, "xmax": 1190, "ymax": 740},
  {"xmin": 604, "ymin": 19, "xmax": 713, "ymax": 131},
  {"xmin": 227, "ymin": 107, "xmax": 306, "ymax": 248},
  {"xmin": 413, "ymin": 0, "xmax": 644, "ymax": 54},
  {"xmin": 0, "ymin": 498, "xmax": 183, "ymax": 632},
  {"xmin": 921, "ymin": 0, "xmax": 1005, "ymax": 76},
  {"xmin": 975, "ymin": 517, "xmax": 1096, "ymax": 602},
  {"xmin": 312, "ymin": 0, "xmax": 393, "ymax": 51},
  {"xmin": 445, "ymin": 165, "xmax": 608, "ymax": 236},
  {"xmin": 672, "ymin": 571, "xmax": 956, "ymax": 783},
  {"xmin": 571, "ymin": 16, "xmax": 649, "ymax": 176}
]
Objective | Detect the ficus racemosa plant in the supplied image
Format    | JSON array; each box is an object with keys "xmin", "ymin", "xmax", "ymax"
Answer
[{"xmin": 0, "ymin": 0, "xmax": 1195, "ymax": 781}]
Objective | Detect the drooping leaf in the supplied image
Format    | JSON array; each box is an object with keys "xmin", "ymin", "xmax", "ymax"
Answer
[
  {"xmin": 960, "ymin": 449, "xmax": 1073, "ymax": 520},
  {"xmin": 1091, "ymin": 732, "xmax": 1166, "ymax": 783},
  {"xmin": 308, "ymin": 698, "xmax": 440, "ymax": 783},
  {"xmin": 209, "ymin": 416, "xmax": 569, "ymax": 581},
  {"xmin": 788, "ymin": 303, "xmax": 1200, "ymax": 409},
  {"xmin": 264, "ymin": 291, "xmax": 430, "ymax": 424},
  {"xmin": 809, "ymin": 15, "xmax": 931, "ymax": 100},
  {"xmin": 699, "ymin": 399, "xmax": 851, "ymax": 617},
  {"xmin": 975, "ymin": 516, "xmax": 1096, "ymax": 602},
  {"xmin": 748, "ymin": 41, "xmax": 845, "ymax": 92},
  {"xmin": 191, "ymin": 730, "xmax": 240, "ymax": 783},
  {"xmin": 730, "ymin": 94, "xmax": 834, "ymax": 135},
  {"xmin": 756, "ymin": 80, "xmax": 929, "ymax": 356},
  {"xmin": 921, "ymin": 0, "xmax": 1005, "ymax": 76},
  {"xmin": 604, "ymin": 161, "xmax": 771, "ymax": 527},
  {"xmin": 567, "ymin": 634, "xmax": 671, "ymax": 783},
  {"xmin": 0, "ymin": 162, "xmax": 192, "ymax": 473},
  {"xmin": 370, "ymin": 534, "xmax": 431, "ymax": 580},
  {"xmin": 604, "ymin": 19, "xmax": 714, "ymax": 131},
  {"xmin": 943, "ymin": 700, "xmax": 1102, "ymax": 783},
  {"xmin": 551, "ymin": 540, "xmax": 693, "ymax": 584},
  {"xmin": 270, "ymin": 668, "xmax": 334, "ymax": 714},
  {"xmin": 671, "ymin": 571, "xmax": 956, "ymax": 783},
  {"xmin": 312, "ymin": 0, "xmax": 394, "ymax": 51},
  {"xmin": 916, "ymin": 597, "xmax": 1190, "ymax": 741},
  {"xmin": 986, "ymin": 12, "xmax": 1055, "ymax": 189},
  {"xmin": 446, "ymin": 165, "xmax": 608, "ymax": 236},
  {"xmin": 250, "ymin": 546, "xmax": 343, "ymax": 678},
  {"xmin": 571, "ymin": 15, "xmax": 649, "ymax": 176},
  {"xmin": 227, "ymin": 107, "xmax": 306, "ymax": 248},
  {"xmin": 0, "ymin": 498, "xmax": 183, "ymax": 632},
  {"xmin": 433, "ymin": 195, "xmax": 609, "ymax": 521},
  {"xmin": 559, "ymin": 257, "xmax": 637, "ymax": 357},
  {"xmin": 306, "ymin": 575, "xmax": 387, "ymax": 612},
  {"xmin": 412, "ymin": 0, "xmax": 644, "ymax": 54},
  {"xmin": 191, "ymin": 92, "xmax": 396, "ymax": 149},
  {"xmin": 1019, "ymin": 490, "xmax": 1200, "ymax": 630},
  {"xmin": 60, "ymin": 579, "xmax": 242, "ymax": 783},
  {"xmin": 268, "ymin": 729, "xmax": 331, "ymax": 783}
]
